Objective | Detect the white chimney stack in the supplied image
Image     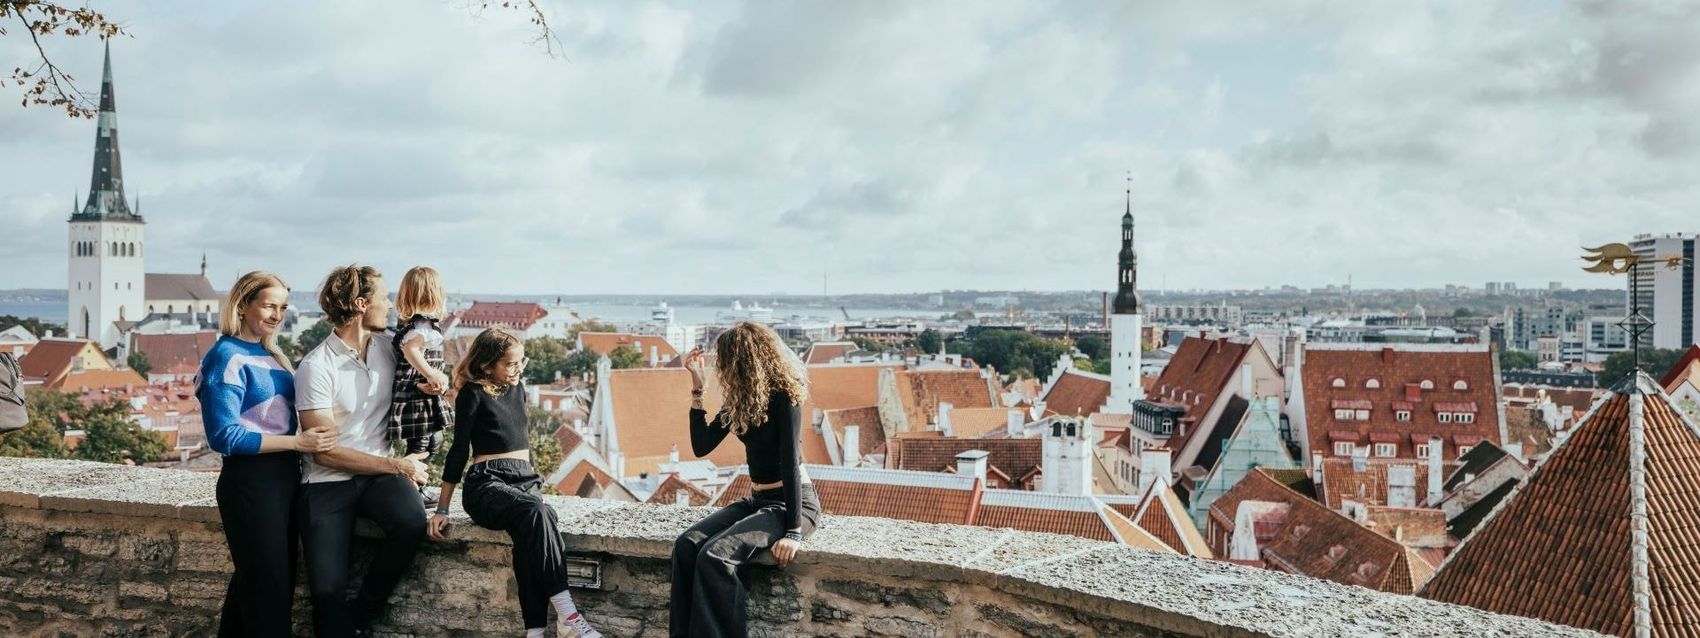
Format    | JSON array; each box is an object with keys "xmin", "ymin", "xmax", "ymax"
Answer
[
  {"xmin": 1138, "ymin": 447, "xmax": 1173, "ymax": 494},
  {"xmin": 937, "ymin": 402, "xmax": 954, "ymax": 435},
  {"xmin": 843, "ymin": 425, "xmax": 862, "ymax": 467},
  {"xmin": 956, "ymin": 449, "xmax": 989, "ymax": 484},
  {"xmin": 650, "ymin": 345, "xmax": 660, "ymax": 367},
  {"xmin": 1426, "ymin": 436, "xmax": 1445, "ymax": 506},
  {"xmin": 1006, "ymin": 409, "xmax": 1024, "ymax": 438},
  {"xmin": 669, "ymin": 444, "xmax": 680, "ymax": 466}
]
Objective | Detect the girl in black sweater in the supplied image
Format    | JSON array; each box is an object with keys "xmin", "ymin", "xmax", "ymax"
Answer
[
  {"xmin": 427, "ymin": 329, "xmax": 601, "ymax": 638},
  {"xmin": 670, "ymin": 321, "xmax": 822, "ymax": 638}
]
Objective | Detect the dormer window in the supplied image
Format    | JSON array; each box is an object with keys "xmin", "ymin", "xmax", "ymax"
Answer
[
  {"xmin": 1453, "ymin": 380, "xmax": 1469, "ymax": 391},
  {"xmin": 1396, "ymin": 410, "xmax": 1411, "ymax": 422},
  {"xmin": 1458, "ymin": 413, "xmax": 1475, "ymax": 424},
  {"xmin": 1355, "ymin": 409, "xmax": 1370, "ymax": 420},
  {"xmin": 1365, "ymin": 379, "xmax": 1381, "ymax": 389},
  {"xmin": 1420, "ymin": 380, "xmax": 1435, "ymax": 390},
  {"xmin": 1326, "ymin": 545, "xmax": 1348, "ymax": 562},
  {"xmin": 1438, "ymin": 413, "xmax": 1453, "ymax": 423},
  {"xmin": 1332, "ymin": 378, "xmax": 1346, "ymax": 388}
]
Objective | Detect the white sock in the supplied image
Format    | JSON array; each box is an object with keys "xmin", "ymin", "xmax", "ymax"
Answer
[
  {"xmin": 525, "ymin": 629, "xmax": 545, "ymax": 638},
  {"xmin": 550, "ymin": 589, "xmax": 580, "ymax": 618}
]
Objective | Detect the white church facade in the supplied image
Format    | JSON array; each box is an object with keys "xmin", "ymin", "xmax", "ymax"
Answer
[{"xmin": 66, "ymin": 44, "xmax": 218, "ymax": 352}]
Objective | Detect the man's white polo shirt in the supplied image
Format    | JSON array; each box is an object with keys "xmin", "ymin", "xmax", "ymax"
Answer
[{"xmin": 296, "ymin": 331, "xmax": 396, "ymax": 484}]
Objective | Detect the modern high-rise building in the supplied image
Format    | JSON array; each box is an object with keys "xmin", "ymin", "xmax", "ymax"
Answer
[{"xmin": 1628, "ymin": 233, "xmax": 1699, "ymax": 350}]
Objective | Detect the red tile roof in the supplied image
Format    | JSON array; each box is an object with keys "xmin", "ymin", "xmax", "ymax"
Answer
[
  {"xmin": 18, "ymin": 339, "xmax": 108, "ymax": 388},
  {"xmin": 1148, "ymin": 337, "xmax": 1254, "ymax": 452},
  {"xmin": 130, "ymin": 331, "xmax": 220, "ymax": 377},
  {"xmin": 1210, "ymin": 468, "xmax": 1430, "ymax": 594},
  {"xmin": 822, "ymin": 406, "xmax": 887, "ymax": 456},
  {"xmin": 59, "ymin": 369, "xmax": 149, "ymax": 393},
  {"xmin": 578, "ymin": 332, "xmax": 679, "ymax": 364},
  {"xmin": 886, "ymin": 437, "xmax": 1042, "ymax": 488},
  {"xmin": 554, "ymin": 425, "xmax": 584, "ymax": 456},
  {"xmin": 1421, "ymin": 375, "xmax": 1700, "ymax": 637},
  {"xmin": 1301, "ymin": 345, "xmax": 1502, "ymax": 461},
  {"xmin": 1040, "ymin": 369, "xmax": 1110, "ymax": 418},
  {"xmin": 948, "ymin": 407, "xmax": 1017, "ymax": 438},
  {"xmin": 1130, "ymin": 481, "xmax": 1214, "ymax": 558},
  {"xmin": 1317, "ymin": 459, "xmax": 1448, "ymax": 511},
  {"xmin": 458, "ymin": 301, "xmax": 548, "ymax": 331},
  {"xmin": 646, "ymin": 473, "xmax": 712, "ymax": 507},
  {"xmin": 554, "ymin": 458, "xmax": 619, "ymax": 498},
  {"xmin": 803, "ymin": 342, "xmax": 858, "ymax": 365},
  {"xmin": 898, "ymin": 369, "xmax": 998, "ymax": 421}
]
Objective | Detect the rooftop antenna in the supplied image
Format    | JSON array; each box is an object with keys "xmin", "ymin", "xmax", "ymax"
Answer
[{"xmin": 1581, "ymin": 243, "xmax": 1688, "ymax": 380}]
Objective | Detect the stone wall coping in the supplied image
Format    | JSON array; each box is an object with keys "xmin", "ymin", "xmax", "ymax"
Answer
[{"xmin": 0, "ymin": 457, "xmax": 1604, "ymax": 638}]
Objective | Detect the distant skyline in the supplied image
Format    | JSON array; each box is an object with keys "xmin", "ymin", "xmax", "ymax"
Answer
[{"xmin": 3, "ymin": 1, "xmax": 1698, "ymax": 295}]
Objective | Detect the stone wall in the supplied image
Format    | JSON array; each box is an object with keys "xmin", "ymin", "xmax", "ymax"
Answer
[{"xmin": 0, "ymin": 458, "xmax": 1601, "ymax": 637}]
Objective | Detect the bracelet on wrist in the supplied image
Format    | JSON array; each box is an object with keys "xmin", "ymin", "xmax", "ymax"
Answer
[
  {"xmin": 784, "ymin": 531, "xmax": 804, "ymax": 542},
  {"xmin": 434, "ymin": 508, "xmax": 451, "ymax": 516}
]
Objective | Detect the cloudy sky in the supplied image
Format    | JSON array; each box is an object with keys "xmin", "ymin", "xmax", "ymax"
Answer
[{"xmin": 2, "ymin": 0, "xmax": 1697, "ymax": 295}]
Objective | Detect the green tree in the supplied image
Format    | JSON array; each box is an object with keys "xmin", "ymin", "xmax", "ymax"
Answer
[
  {"xmin": 297, "ymin": 321, "xmax": 333, "ymax": 361},
  {"xmin": 566, "ymin": 320, "xmax": 618, "ymax": 344},
  {"xmin": 964, "ymin": 330, "xmax": 1067, "ymax": 379},
  {"xmin": 1453, "ymin": 307, "xmax": 1475, "ymax": 318},
  {"xmin": 126, "ymin": 351, "xmax": 152, "ymax": 377},
  {"xmin": 1498, "ymin": 350, "xmax": 1537, "ymax": 371},
  {"xmin": 524, "ymin": 336, "xmax": 574, "ymax": 385},
  {"xmin": 849, "ymin": 337, "xmax": 885, "ymax": 353},
  {"xmin": 1075, "ymin": 335, "xmax": 1108, "ymax": 362},
  {"xmin": 73, "ymin": 411, "xmax": 169, "ymax": 465},
  {"xmin": 915, "ymin": 329, "xmax": 943, "ymax": 354},
  {"xmin": 608, "ymin": 345, "xmax": 646, "ymax": 369},
  {"xmin": 0, "ymin": 315, "xmax": 64, "ymax": 338},
  {"xmin": 1600, "ymin": 348, "xmax": 1685, "ymax": 387},
  {"xmin": 0, "ymin": 420, "xmax": 68, "ymax": 459},
  {"xmin": 560, "ymin": 349, "xmax": 601, "ymax": 379},
  {"xmin": 275, "ymin": 335, "xmax": 299, "ymax": 362}
]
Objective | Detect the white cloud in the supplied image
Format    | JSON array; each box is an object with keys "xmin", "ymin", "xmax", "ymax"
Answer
[{"xmin": 1, "ymin": 0, "xmax": 1697, "ymax": 296}]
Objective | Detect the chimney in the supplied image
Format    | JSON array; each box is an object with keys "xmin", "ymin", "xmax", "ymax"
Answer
[
  {"xmin": 669, "ymin": 444, "xmax": 680, "ymax": 466},
  {"xmin": 956, "ymin": 449, "xmax": 989, "ymax": 484},
  {"xmin": 937, "ymin": 402, "xmax": 954, "ymax": 435},
  {"xmin": 843, "ymin": 425, "xmax": 862, "ymax": 467},
  {"xmin": 1426, "ymin": 436, "xmax": 1444, "ymax": 506},
  {"xmin": 1138, "ymin": 447, "xmax": 1172, "ymax": 494},
  {"xmin": 1381, "ymin": 346, "xmax": 1394, "ymax": 364},
  {"xmin": 1006, "ymin": 409, "xmax": 1024, "ymax": 438},
  {"xmin": 649, "ymin": 345, "xmax": 660, "ymax": 367}
]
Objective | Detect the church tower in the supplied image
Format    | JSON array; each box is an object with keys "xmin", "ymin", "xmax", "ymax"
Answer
[
  {"xmin": 67, "ymin": 42, "xmax": 145, "ymax": 349},
  {"xmin": 1102, "ymin": 182, "xmax": 1144, "ymax": 414}
]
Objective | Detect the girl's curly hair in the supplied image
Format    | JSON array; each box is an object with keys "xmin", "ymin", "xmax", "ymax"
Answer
[{"xmin": 713, "ymin": 321, "xmax": 809, "ymax": 435}]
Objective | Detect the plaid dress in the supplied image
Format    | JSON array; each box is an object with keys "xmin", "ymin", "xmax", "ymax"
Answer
[{"xmin": 389, "ymin": 315, "xmax": 452, "ymax": 443}]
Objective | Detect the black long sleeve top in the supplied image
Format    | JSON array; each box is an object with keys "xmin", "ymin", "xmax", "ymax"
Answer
[
  {"xmin": 690, "ymin": 390, "xmax": 805, "ymax": 529},
  {"xmin": 441, "ymin": 382, "xmax": 529, "ymax": 485}
]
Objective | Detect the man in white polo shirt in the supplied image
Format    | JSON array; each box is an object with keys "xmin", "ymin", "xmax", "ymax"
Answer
[{"xmin": 295, "ymin": 265, "xmax": 434, "ymax": 638}]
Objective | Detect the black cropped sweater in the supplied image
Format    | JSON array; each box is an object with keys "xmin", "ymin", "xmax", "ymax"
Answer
[
  {"xmin": 442, "ymin": 382, "xmax": 529, "ymax": 484},
  {"xmin": 690, "ymin": 390, "xmax": 805, "ymax": 529}
]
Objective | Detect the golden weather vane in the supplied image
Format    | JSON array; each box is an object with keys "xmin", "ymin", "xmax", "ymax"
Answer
[{"xmin": 1581, "ymin": 243, "xmax": 1691, "ymax": 381}]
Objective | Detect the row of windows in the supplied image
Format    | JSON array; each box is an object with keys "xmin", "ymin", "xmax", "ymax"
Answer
[
  {"xmin": 74, "ymin": 281, "xmax": 133, "ymax": 291},
  {"xmin": 1333, "ymin": 442, "xmax": 1473, "ymax": 459},
  {"xmin": 1330, "ymin": 378, "xmax": 1469, "ymax": 391},
  {"xmin": 1333, "ymin": 408, "xmax": 1472, "ymax": 423},
  {"xmin": 71, "ymin": 241, "xmax": 141, "ymax": 257}
]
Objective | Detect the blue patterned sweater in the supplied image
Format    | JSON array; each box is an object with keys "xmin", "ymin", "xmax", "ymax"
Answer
[{"xmin": 196, "ymin": 336, "xmax": 296, "ymax": 456}]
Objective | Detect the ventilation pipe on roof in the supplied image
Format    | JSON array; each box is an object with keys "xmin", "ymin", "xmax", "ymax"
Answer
[
  {"xmin": 1427, "ymin": 436, "xmax": 1445, "ymax": 506},
  {"xmin": 844, "ymin": 425, "xmax": 861, "ymax": 467}
]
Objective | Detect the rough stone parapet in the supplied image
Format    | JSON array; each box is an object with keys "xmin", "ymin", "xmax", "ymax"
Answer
[{"xmin": 0, "ymin": 457, "xmax": 1602, "ymax": 637}]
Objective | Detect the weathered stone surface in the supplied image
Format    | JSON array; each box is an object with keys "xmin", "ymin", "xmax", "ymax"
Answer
[
  {"xmin": 0, "ymin": 458, "xmax": 1607, "ymax": 638},
  {"xmin": 39, "ymin": 472, "xmax": 217, "ymax": 519}
]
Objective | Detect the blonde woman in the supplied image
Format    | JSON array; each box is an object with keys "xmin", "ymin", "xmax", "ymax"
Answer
[
  {"xmin": 195, "ymin": 271, "xmax": 335, "ymax": 637},
  {"xmin": 671, "ymin": 322, "xmax": 822, "ymax": 638}
]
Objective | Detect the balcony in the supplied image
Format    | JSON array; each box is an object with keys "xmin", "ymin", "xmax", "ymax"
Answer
[{"xmin": 0, "ymin": 457, "xmax": 1599, "ymax": 637}]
